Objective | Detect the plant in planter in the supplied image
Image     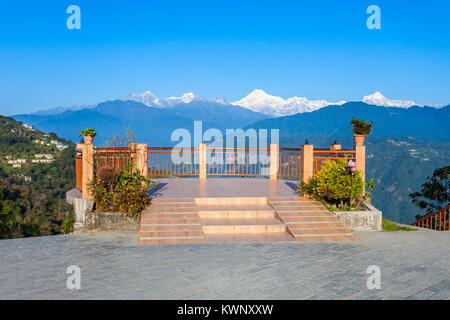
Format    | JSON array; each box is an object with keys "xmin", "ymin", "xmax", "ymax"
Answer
[
  {"xmin": 88, "ymin": 162, "xmax": 155, "ymax": 216},
  {"xmin": 351, "ymin": 118, "xmax": 373, "ymax": 146},
  {"xmin": 79, "ymin": 128, "xmax": 97, "ymax": 144},
  {"xmin": 299, "ymin": 158, "xmax": 365, "ymax": 210}
]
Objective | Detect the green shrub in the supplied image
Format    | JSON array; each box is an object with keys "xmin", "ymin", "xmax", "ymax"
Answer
[
  {"xmin": 89, "ymin": 162, "xmax": 154, "ymax": 216},
  {"xmin": 61, "ymin": 214, "xmax": 75, "ymax": 234},
  {"xmin": 300, "ymin": 158, "xmax": 365, "ymax": 210}
]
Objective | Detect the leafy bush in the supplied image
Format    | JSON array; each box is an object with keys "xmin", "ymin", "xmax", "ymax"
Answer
[
  {"xmin": 351, "ymin": 118, "xmax": 374, "ymax": 135},
  {"xmin": 89, "ymin": 162, "xmax": 154, "ymax": 216},
  {"xmin": 60, "ymin": 214, "xmax": 75, "ymax": 234},
  {"xmin": 97, "ymin": 166, "xmax": 121, "ymax": 192},
  {"xmin": 299, "ymin": 158, "xmax": 365, "ymax": 210}
]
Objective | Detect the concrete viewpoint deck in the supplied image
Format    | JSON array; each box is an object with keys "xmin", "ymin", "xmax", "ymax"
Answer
[{"xmin": 148, "ymin": 177, "xmax": 299, "ymax": 198}]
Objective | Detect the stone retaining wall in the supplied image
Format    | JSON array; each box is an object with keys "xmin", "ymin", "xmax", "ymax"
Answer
[
  {"xmin": 84, "ymin": 212, "xmax": 140, "ymax": 231},
  {"xmin": 335, "ymin": 201, "xmax": 382, "ymax": 231}
]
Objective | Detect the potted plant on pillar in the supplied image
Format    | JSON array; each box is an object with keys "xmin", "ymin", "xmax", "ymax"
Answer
[
  {"xmin": 351, "ymin": 118, "xmax": 373, "ymax": 146},
  {"xmin": 79, "ymin": 128, "xmax": 97, "ymax": 144}
]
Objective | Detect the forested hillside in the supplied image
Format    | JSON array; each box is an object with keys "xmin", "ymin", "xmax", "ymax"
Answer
[{"xmin": 0, "ymin": 116, "xmax": 75, "ymax": 239}]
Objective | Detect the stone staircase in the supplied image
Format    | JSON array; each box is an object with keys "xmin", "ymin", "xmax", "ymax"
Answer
[
  {"xmin": 139, "ymin": 196, "xmax": 357, "ymax": 245},
  {"xmin": 196, "ymin": 197, "xmax": 293, "ymax": 242},
  {"xmin": 268, "ymin": 197, "xmax": 358, "ymax": 242},
  {"xmin": 139, "ymin": 198, "xmax": 205, "ymax": 245}
]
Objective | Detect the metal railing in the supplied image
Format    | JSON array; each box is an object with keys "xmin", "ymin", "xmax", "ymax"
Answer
[
  {"xmin": 94, "ymin": 147, "xmax": 132, "ymax": 173},
  {"xmin": 148, "ymin": 147, "xmax": 199, "ymax": 177},
  {"xmin": 206, "ymin": 147, "xmax": 270, "ymax": 176},
  {"xmin": 411, "ymin": 205, "xmax": 450, "ymax": 231},
  {"xmin": 313, "ymin": 149, "xmax": 356, "ymax": 174},
  {"xmin": 89, "ymin": 145, "xmax": 360, "ymax": 180},
  {"xmin": 278, "ymin": 148, "xmax": 302, "ymax": 179}
]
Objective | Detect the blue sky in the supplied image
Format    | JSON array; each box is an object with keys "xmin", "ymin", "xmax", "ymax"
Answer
[{"xmin": 0, "ymin": 0, "xmax": 449, "ymax": 115}]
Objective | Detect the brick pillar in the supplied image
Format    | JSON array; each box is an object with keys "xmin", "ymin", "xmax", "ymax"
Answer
[
  {"xmin": 78, "ymin": 143, "xmax": 94, "ymax": 199},
  {"xmin": 355, "ymin": 145, "xmax": 366, "ymax": 184},
  {"xmin": 199, "ymin": 143, "xmax": 207, "ymax": 180},
  {"xmin": 330, "ymin": 142, "xmax": 341, "ymax": 151},
  {"xmin": 300, "ymin": 143, "xmax": 314, "ymax": 183},
  {"xmin": 269, "ymin": 143, "xmax": 279, "ymax": 180}
]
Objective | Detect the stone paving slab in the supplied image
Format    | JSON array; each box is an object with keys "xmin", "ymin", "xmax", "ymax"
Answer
[{"xmin": 0, "ymin": 229, "xmax": 449, "ymax": 299}]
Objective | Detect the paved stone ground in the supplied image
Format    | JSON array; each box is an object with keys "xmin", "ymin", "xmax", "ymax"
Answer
[{"xmin": 0, "ymin": 229, "xmax": 449, "ymax": 300}]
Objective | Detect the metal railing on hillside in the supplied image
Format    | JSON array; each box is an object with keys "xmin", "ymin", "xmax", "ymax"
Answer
[{"xmin": 411, "ymin": 205, "xmax": 450, "ymax": 231}]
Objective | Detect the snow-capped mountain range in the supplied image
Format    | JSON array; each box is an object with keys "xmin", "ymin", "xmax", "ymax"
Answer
[
  {"xmin": 362, "ymin": 91, "xmax": 416, "ymax": 108},
  {"xmin": 120, "ymin": 89, "xmax": 422, "ymax": 117},
  {"xmin": 120, "ymin": 91, "xmax": 227, "ymax": 108},
  {"xmin": 32, "ymin": 89, "xmax": 431, "ymax": 117},
  {"xmin": 231, "ymin": 89, "xmax": 347, "ymax": 117}
]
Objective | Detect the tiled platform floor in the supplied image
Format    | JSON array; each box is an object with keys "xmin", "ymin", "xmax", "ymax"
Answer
[{"xmin": 148, "ymin": 178, "xmax": 298, "ymax": 198}]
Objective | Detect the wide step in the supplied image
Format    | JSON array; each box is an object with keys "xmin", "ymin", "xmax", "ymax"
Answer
[
  {"xmin": 198, "ymin": 204, "xmax": 274, "ymax": 219},
  {"xmin": 201, "ymin": 217, "xmax": 286, "ymax": 233}
]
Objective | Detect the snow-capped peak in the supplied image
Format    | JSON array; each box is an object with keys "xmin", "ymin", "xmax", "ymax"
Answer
[
  {"xmin": 362, "ymin": 91, "xmax": 417, "ymax": 108},
  {"xmin": 233, "ymin": 89, "xmax": 286, "ymax": 110},
  {"xmin": 167, "ymin": 92, "xmax": 197, "ymax": 104},
  {"xmin": 120, "ymin": 90, "xmax": 163, "ymax": 107},
  {"xmin": 232, "ymin": 89, "xmax": 346, "ymax": 117}
]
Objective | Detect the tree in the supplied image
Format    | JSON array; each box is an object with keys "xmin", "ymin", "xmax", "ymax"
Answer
[
  {"xmin": 0, "ymin": 183, "xmax": 16, "ymax": 239},
  {"xmin": 409, "ymin": 166, "xmax": 449, "ymax": 219}
]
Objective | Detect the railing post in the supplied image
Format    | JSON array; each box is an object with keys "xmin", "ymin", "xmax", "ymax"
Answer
[
  {"xmin": 129, "ymin": 143, "xmax": 148, "ymax": 177},
  {"xmin": 77, "ymin": 143, "xmax": 94, "ymax": 199},
  {"xmin": 300, "ymin": 142, "xmax": 314, "ymax": 183},
  {"xmin": 199, "ymin": 143, "xmax": 207, "ymax": 180},
  {"xmin": 355, "ymin": 144, "xmax": 366, "ymax": 184},
  {"xmin": 270, "ymin": 143, "xmax": 279, "ymax": 180},
  {"xmin": 136, "ymin": 144, "xmax": 148, "ymax": 177}
]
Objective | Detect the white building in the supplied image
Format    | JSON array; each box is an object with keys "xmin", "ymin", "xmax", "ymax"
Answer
[
  {"xmin": 34, "ymin": 154, "xmax": 54, "ymax": 160},
  {"xmin": 8, "ymin": 159, "xmax": 26, "ymax": 164},
  {"xmin": 31, "ymin": 159, "xmax": 54, "ymax": 164}
]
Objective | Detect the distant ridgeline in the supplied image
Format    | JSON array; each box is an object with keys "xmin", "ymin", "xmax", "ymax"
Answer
[
  {"xmin": 0, "ymin": 116, "xmax": 75, "ymax": 239},
  {"xmin": 10, "ymin": 100, "xmax": 450, "ymax": 224},
  {"xmin": 13, "ymin": 100, "xmax": 449, "ymax": 146}
]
